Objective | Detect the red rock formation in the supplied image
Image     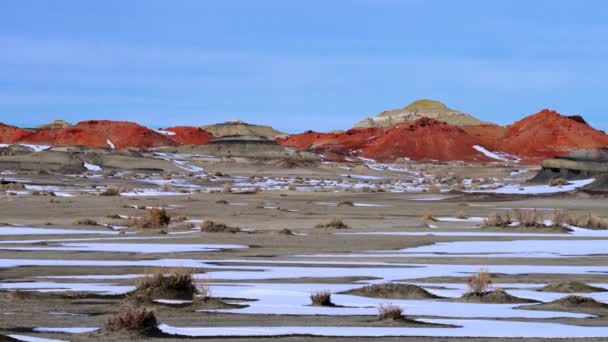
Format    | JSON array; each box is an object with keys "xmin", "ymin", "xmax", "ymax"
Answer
[
  {"xmin": 0, "ymin": 123, "xmax": 31, "ymax": 143},
  {"xmin": 359, "ymin": 118, "xmax": 493, "ymax": 162},
  {"xmin": 461, "ymin": 124, "xmax": 508, "ymax": 150},
  {"xmin": 19, "ymin": 120, "xmax": 179, "ymax": 149},
  {"xmin": 500, "ymin": 109, "xmax": 608, "ymax": 162},
  {"xmin": 277, "ymin": 128, "xmax": 387, "ymax": 155},
  {"xmin": 163, "ymin": 126, "xmax": 215, "ymax": 145}
]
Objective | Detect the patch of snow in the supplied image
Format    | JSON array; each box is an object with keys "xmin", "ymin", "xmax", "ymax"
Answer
[
  {"xmin": 0, "ymin": 242, "xmax": 247, "ymax": 254},
  {"xmin": 83, "ymin": 162, "xmax": 101, "ymax": 172},
  {"xmin": 473, "ymin": 145, "xmax": 520, "ymax": 162},
  {"xmin": 106, "ymin": 139, "xmax": 115, "ymax": 149},
  {"xmin": 154, "ymin": 129, "xmax": 176, "ymax": 136},
  {"xmin": 8, "ymin": 335, "xmax": 68, "ymax": 342},
  {"xmin": 467, "ymin": 179, "xmax": 595, "ymax": 194},
  {"xmin": 33, "ymin": 327, "xmax": 98, "ymax": 334},
  {"xmin": 0, "ymin": 227, "xmax": 119, "ymax": 236}
]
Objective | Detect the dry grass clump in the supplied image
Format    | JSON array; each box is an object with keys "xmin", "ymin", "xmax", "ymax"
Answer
[
  {"xmin": 378, "ymin": 303, "xmax": 404, "ymax": 320},
  {"xmin": 513, "ymin": 209, "xmax": 545, "ymax": 228},
  {"xmin": 0, "ymin": 182, "xmax": 25, "ymax": 191},
  {"xmin": 483, "ymin": 209, "xmax": 608, "ymax": 230},
  {"xmin": 427, "ymin": 185, "xmax": 441, "ymax": 193},
  {"xmin": 138, "ymin": 208, "xmax": 171, "ymax": 229},
  {"xmin": 75, "ymin": 218, "xmax": 98, "ymax": 226},
  {"xmin": 315, "ymin": 217, "xmax": 349, "ymax": 229},
  {"xmin": 103, "ymin": 305, "xmax": 158, "ymax": 333},
  {"xmin": 310, "ymin": 290, "xmax": 333, "ymax": 306},
  {"xmin": 100, "ymin": 186, "xmax": 121, "ymax": 196},
  {"xmin": 201, "ymin": 219, "xmax": 240, "ymax": 233},
  {"xmin": 575, "ymin": 212, "xmax": 608, "ymax": 229},
  {"xmin": 338, "ymin": 201, "xmax": 354, "ymax": 206},
  {"xmin": 549, "ymin": 178, "xmax": 569, "ymax": 186},
  {"xmin": 223, "ymin": 185, "xmax": 232, "ymax": 193},
  {"xmin": 133, "ymin": 268, "xmax": 199, "ymax": 300},
  {"xmin": 467, "ymin": 269, "xmax": 492, "ymax": 295},
  {"xmin": 287, "ymin": 183, "xmax": 297, "ymax": 191}
]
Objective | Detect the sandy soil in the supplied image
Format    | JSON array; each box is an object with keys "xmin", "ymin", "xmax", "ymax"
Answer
[{"xmin": 1, "ymin": 162, "xmax": 608, "ymax": 341}]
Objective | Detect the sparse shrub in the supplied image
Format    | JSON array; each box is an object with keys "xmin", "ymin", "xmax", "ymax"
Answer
[
  {"xmin": 576, "ymin": 212, "xmax": 608, "ymax": 229},
  {"xmin": 75, "ymin": 218, "xmax": 98, "ymax": 226},
  {"xmin": 378, "ymin": 304, "xmax": 403, "ymax": 320},
  {"xmin": 428, "ymin": 185, "xmax": 441, "ymax": 193},
  {"xmin": 103, "ymin": 305, "xmax": 158, "ymax": 333},
  {"xmin": 201, "ymin": 219, "xmax": 239, "ymax": 233},
  {"xmin": 278, "ymin": 228, "xmax": 295, "ymax": 235},
  {"xmin": 214, "ymin": 171, "xmax": 224, "ymax": 177},
  {"xmin": 315, "ymin": 218, "xmax": 349, "ymax": 229},
  {"xmin": 467, "ymin": 269, "xmax": 492, "ymax": 295},
  {"xmin": 134, "ymin": 268, "xmax": 198, "ymax": 300},
  {"xmin": 216, "ymin": 199, "xmax": 229, "ymax": 204},
  {"xmin": 549, "ymin": 178, "xmax": 569, "ymax": 187},
  {"xmin": 489, "ymin": 211, "xmax": 512, "ymax": 227},
  {"xmin": 101, "ymin": 186, "xmax": 121, "ymax": 196},
  {"xmin": 223, "ymin": 184, "xmax": 232, "ymax": 193},
  {"xmin": 310, "ymin": 290, "xmax": 333, "ymax": 306},
  {"xmin": 287, "ymin": 183, "xmax": 297, "ymax": 191},
  {"xmin": 338, "ymin": 201, "xmax": 354, "ymax": 207},
  {"xmin": 126, "ymin": 208, "xmax": 171, "ymax": 229},
  {"xmin": 513, "ymin": 209, "xmax": 544, "ymax": 228}
]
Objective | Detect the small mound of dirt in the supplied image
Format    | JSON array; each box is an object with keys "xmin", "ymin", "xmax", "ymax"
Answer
[
  {"xmin": 553, "ymin": 295, "xmax": 608, "ymax": 308},
  {"xmin": 538, "ymin": 281, "xmax": 607, "ymax": 293},
  {"xmin": 520, "ymin": 295, "xmax": 608, "ymax": 313},
  {"xmin": 194, "ymin": 297, "xmax": 247, "ymax": 310},
  {"xmin": 338, "ymin": 201, "xmax": 354, "ymax": 206},
  {"xmin": 458, "ymin": 289, "xmax": 538, "ymax": 304},
  {"xmin": 342, "ymin": 283, "xmax": 443, "ymax": 300},
  {"xmin": 277, "ymin": 228, "xmax": 295, "ymax": 235}
]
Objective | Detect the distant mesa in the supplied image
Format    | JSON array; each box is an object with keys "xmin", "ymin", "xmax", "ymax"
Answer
[
  {"xmin": 200, "ymin": 120, "xmax": 287, "ymax": 140},
  {"xmin": 353, "ymin": 99, "xmax": 488, "ymax": 129},
  {"xmin": 36, "ymin": 119, "xmax": 72, "ymax": 130}
]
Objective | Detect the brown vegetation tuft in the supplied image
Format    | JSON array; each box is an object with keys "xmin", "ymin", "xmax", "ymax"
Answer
[
  {"xmin": 103, "ymin": 305, "xmax": 158, "ymax": 333},
  {"xmin": 378, "ymin": 303, "xmax": 403, "ymax": 320},
  {"xmin": 310, "ymin": 290, "xmax": 333, "ymax": 306},
  {"xmin": 315, "ymin": 217, "xmax": 349, "ymax": 229},
  {"xmin": 467, "ymin": 269, "xmax": 492, "ymax": 294}
]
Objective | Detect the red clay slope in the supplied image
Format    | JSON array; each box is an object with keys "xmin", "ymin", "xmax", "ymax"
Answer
[
  {"xmin": 0, "ymin": 123, "xmax": 31, "ymax": 143},
  {"xmin": 359, "ymin": 118, "xmax": 493, "ymax": 162},
  {"xmin": 277, "ymin": 127, "xmax": 387, "ymax": 155},
  {"xmin": 163, "ymin": 126, "xmax": 215, "ymax": 145},
  {"xmin": 280, "ymin": 118, "xmax": 493, "ymax": 162},
  {"xmin": 500, "ymin": 109, "xmax": 608, "ymax": 162},
  {"xmin": 19, "ymin": 120, "xmax": 179, "ymax": 149}
]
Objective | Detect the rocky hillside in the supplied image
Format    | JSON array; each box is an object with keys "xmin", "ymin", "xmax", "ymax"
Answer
[
  {"xmin": 354, "ymin": 99, "xmax": 488, "ymax": 128},
  {"xmin": 18, "ymin": 120, "xmax": 179, "ymax": 149},
  {"xmin": 161, "ymin": 126, "xmax": 215, "ymax": 145},
  {"xmin": 281, "ymin": 110, "xmax": 608, "ymax": 163},
  {"xmin": 0, "ymin": 123, "xmax": 31, "ymax": 143}
]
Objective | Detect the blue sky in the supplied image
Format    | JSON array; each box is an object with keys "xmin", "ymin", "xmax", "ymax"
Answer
[{"xmin": 1, "ymin": 0, "xmax": 607, "ymax": 133}]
